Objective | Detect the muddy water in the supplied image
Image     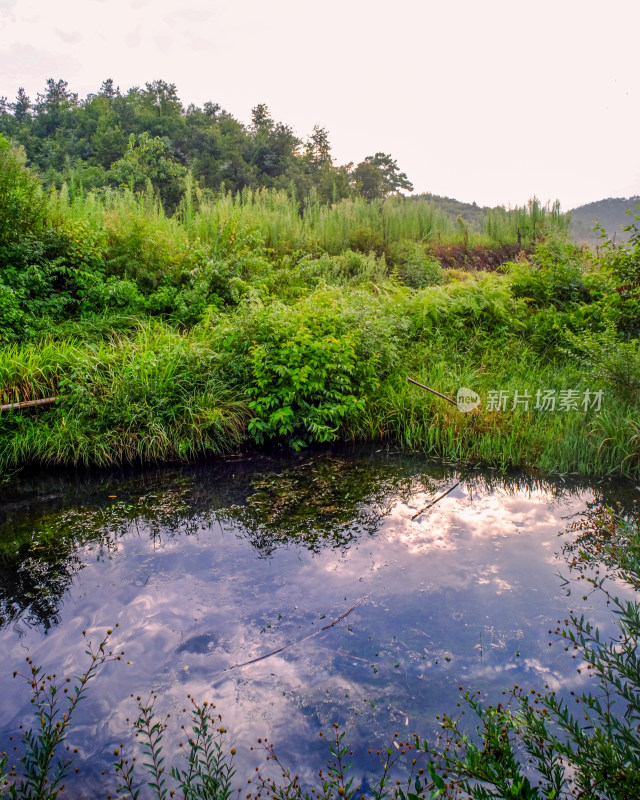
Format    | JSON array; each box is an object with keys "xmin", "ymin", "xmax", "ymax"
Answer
[{"xmin": 0, "ymin": 448, "xmax": 636, "ymax": 797}]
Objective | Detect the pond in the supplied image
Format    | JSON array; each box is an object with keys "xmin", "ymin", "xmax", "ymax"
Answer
[{"xmin": 0, "ymin": 447, "xmax": 637, "ymax": 797}]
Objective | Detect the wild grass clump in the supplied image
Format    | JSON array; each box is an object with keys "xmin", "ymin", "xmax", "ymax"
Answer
[{"xmin": 0, "ymin": 323, "xmax": 248, "ymax": 467}]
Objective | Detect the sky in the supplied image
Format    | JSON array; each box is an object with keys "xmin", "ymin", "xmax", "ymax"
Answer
[{"xmin": 1, "ymin": 0, "xmax": 639, "ymax": 210}]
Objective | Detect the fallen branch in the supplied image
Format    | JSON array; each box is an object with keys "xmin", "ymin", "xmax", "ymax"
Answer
[
  {"xmin": 411, "ymin": 481, "xmax": 460, "ymax": 520},
  {"xmin": 406, "ymin": 377, "xmax": 457, "ymax": 407},
  {"xmin": 0, "ymin": 396, "xmax": 61, "ymax": 412},
  {"xmin": 218, "ymin": 595, "xmax": 370, "ymax": 674}
]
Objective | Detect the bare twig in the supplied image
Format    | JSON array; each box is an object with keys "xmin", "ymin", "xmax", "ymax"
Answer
[{"xmin": 219, "ymin": 595, "xmax": 370, "ymax": 674}]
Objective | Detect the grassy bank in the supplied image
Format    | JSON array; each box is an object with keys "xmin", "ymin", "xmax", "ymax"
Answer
[
  {"xmin": 1, "ymin": 136, "xmax": 639, "ymax": 477},
  {"xmin": 1, "ymin": 275, "xmax": 638, "ymax": 477}
]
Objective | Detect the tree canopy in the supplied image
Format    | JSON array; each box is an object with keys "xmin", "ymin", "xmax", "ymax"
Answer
[{"xmin": 0, "ymin": 78, "xmax": 414, "ymax": 212}]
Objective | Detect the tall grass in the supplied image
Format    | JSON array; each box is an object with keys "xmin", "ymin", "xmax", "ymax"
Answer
[
  {"xmin": 48, "ymin": 184, "xmax": 568, "ymax": 269},
  {"xmin": 2, "ymin": 272, "xmax": 637, "ymax": 477},
  {"xmin": 0, "ymin": 323, "xmax": 249, "ymax": 467}
]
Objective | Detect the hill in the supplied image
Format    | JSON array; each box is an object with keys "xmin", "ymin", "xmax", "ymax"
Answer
[{"xmin": 569, "ymin": 196, "xmax": 640, "ymax": 247}]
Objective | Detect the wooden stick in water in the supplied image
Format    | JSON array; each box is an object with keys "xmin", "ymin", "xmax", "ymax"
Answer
[
  {"xmin": 411, "ymin": 481, "xmax": 461, "ymax": 520},
  {"xmin": 219, "ymin": 595, "xmax": 370, "ymax": 673}
]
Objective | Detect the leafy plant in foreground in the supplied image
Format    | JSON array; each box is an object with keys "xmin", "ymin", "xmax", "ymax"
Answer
[
  {"xmin": 1, "ymin": 627, "xmax": 121, "ymax": 799},
  {"xmin": 113, "ymin": 694, "xmax": 236, "ymax": 800}
]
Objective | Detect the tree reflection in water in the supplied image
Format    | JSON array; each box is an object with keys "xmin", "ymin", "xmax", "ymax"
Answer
[{"xmin": 1, "ymin": 448, "xmax": 636, "ymax": 632}]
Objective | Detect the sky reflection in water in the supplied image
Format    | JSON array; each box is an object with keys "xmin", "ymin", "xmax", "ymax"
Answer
[{"xmin": 0, "ymin": 450, "xmax": 635, "ymax": 797}]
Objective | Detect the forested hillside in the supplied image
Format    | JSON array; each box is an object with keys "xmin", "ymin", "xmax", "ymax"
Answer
[
  {"xmin": 0, "ymin": 78, "xmax": 415, "ymax": 210},
  {"xmin": 570, "ymin": 196, "xmax": 640, "ymax": 246}
]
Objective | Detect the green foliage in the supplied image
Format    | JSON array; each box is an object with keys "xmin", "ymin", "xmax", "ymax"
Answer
[
  {"xmin": 114, "ymin": 695, "xmax": 236, "ymax": 800},
  {"xmin": 564, "ymin": 324, "xmax": 640, "ymax": 402},
  {"xmin": 353, "ymin": 153, "xmax": 413, "ymax": 198},
  {"xmin": 486, "ymin": 198, "xmax": 568, "ymax": 247},
  {"xmin": 109, "ymin": 132, "xmax": 187, "ymax": 213},
  {"xmin": 506, "ymin": 240, "xmax": 591, "ymax": 310},
  {"xmin": 405, "ymin": 273, "xmax": 520, "ymax": 339},
  {"xmin": 242, "ymin": 292, "xmax": 382, "ymax": 449},
  {"xmin": 0, "ymin": 105, "xmax": 636, "ymax": 478},
  {"xmin": 599, "ymin": 212, "xmax": 640, "ymax": 338},
  {"xmin": 0, "ymin": 135, "xmax": 45, "ymax": 247},
  {"xmin": 387, "ymin": 242, "xmax": 444, "ymax": 289}
]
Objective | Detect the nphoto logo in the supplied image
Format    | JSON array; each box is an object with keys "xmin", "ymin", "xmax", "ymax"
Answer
[{"xmin": 456, "ymin": 387, "xmax": 480, "ymax": 413}]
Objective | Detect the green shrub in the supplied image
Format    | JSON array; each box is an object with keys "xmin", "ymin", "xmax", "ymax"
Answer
[
  {"xmin": 564, "ymin": 324, "xmax": 640, "ymax": 403},
  {"xmin": 405, "ymin": 273, "xmax": 521, "ymax": 340},
  {"xmin": 0, "ymin": 135, "xmax": 45, "ymax": 247},
  {"xmin": 506, "ymin": 240, "xmax": 592, "ymax": 310},
  {"xmin": 599, "ymin": 213, "xmax": 640, "ymax": 338},
  {"xmin": 244, "ymin": 292, "xmax": 380, "ymax": 449}
]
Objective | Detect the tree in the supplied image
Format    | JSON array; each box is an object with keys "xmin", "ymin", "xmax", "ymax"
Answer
[
  {"xmin": 306, "ymin": 125, "xmax": 332, "ymax": 169},
  {"xmin": 251, "ymin": 103, "xmax": 273, "ymax": 132},
  {"xmin": 352, "ymin": 160, "xmax": 384, "ymax": 199},
  {"xmin": 125, "ymin": 80, "xmax": 185, "ymax": 140},
  {"xmin": 12, "ymin": 88, "xmax": 31, "ymax": 122},
  {"xmin": 109, "ymin": 132, "xmax": 187, "ymax": 212},
  {"xmin": 33, "ymin": 78, "xmax": 78, "ymax": 141},
  {"xmin": 203, "ymin": 101, "xmax": 221, "ymax": 118},
  {"xmin": 99, "ymin": 78, "xmax": 120, "ymax": 100},
  {"xmin": 353, "ymin": 152, "xmax": 413, "ymax": 198},
  {"xmin": 0, "ymin": 135, "xmax": 44, "ymax": 246}
]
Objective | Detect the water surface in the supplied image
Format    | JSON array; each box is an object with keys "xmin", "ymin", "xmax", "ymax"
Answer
[{"xmin": 0, "ymin": 448, "xmax": 636, "ymax": 796}]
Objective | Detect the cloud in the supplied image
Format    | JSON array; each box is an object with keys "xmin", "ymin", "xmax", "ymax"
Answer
[
  {"xmin": 0, "ymin": 43, "xmax": 80, "ymax": 93},
  {"xmin": 124, "ymin": 23, "xmax": 142, "ymax": 47},
  {"xmin": 163, "ymin": 7, "xmax": 212, "ymax": 25},
  {"xmin": 53, "ymin": 27, "xmax": 83, "ymax": 44},
  {"xmin": 183, "ymin": 31, "xmax": 211, "ymax": 52},
  {"xmin": 152, "ymin": 34, "xmax": 173, "ymax": 54}
]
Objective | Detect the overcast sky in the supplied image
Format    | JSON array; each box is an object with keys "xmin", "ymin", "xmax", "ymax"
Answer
[{"xmin": 1, "ymin": 0, "xmax": 638, "ymax": 209}]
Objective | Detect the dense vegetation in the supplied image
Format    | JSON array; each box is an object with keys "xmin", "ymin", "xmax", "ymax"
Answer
[
  {"xmin": 0, "ymin": 79, "xmax": 639, "ymax": 478},
  {"xmin": 2, "ymin": 77, "xmax": 640, "ymax": 799},
  {"xmin": 0, "ymin": 78, "xmax": 417, "ymax": 209}
]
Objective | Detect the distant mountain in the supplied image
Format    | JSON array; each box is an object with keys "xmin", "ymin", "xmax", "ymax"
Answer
[{"xmin": 569, "ymin": 197, "xmax": 640, "ymax": 247}]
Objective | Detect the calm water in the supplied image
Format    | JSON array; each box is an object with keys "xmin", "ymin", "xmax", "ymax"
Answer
[{"xmin": 0, "ymin": 448, "xmax": 637, "ymax": 797}]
